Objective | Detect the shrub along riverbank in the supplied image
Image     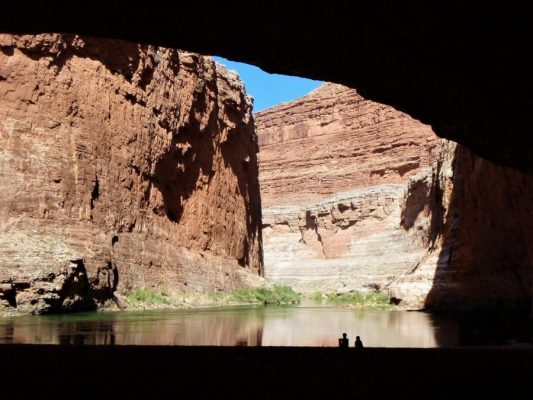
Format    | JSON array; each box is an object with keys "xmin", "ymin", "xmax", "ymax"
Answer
[
  {"xmin": 210, "ymin": 285, "xmax": 301, "ymax": 305},
  {"xmin": 124, "ymin": 285, "xmax": 393, "ymax": 310},
  {"xmin": 0, "ymin": 286, "xmax": 395, "ymax": 315},
  {"xmin": 124, "ymin": 285, "xmax": 301, "ymax": 309},
  {"xmin": 311, "ymin": 291, "xmax": 393, "ymax": 309}
]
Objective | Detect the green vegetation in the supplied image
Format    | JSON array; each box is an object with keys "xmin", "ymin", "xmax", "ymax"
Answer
[
  {"xmin": 210, "ymin": 285, "xmax": 301, "ymax": 305},
  {"xmin": 125, "ymin": 285, "xmax": 301, "ymax": 309},
  {"xmin": 124, "ymin": 286, "xmax": 390, "ymax": 310},
  {"xmin": 125, "ymin": 287, "xmax": 181, "ymax": 308},
  {"xmin": 310, "ymin": 291, "xmax": 392, "ymax": 308}
]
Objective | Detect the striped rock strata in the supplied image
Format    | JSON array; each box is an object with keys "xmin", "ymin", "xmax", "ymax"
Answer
[
  {"xmin": 0, "ymin": 34, "xmax": 263, "ymax": 314},
  {"xmin": 257, "ymin": 83, "xmax": 533, "ymax": 310},
  {"xmin": 257, "ymin": 83, "xmax": 439, "ymax": 295}
]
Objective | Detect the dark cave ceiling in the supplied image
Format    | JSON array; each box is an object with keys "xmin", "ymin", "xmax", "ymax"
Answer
[{"xmin": 1, "ymin": 1, "xmax": 532, "ymax": 175}]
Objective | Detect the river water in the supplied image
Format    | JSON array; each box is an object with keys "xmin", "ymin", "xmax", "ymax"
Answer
[{"xmin": 0, "ymin": 304, "xmax": 530, "ymax": 347}]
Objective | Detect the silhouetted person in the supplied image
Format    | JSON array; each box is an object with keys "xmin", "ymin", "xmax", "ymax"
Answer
[
  {"xmin": 338, "ymin": 332, "xmax": 349, "ymax": 348},
  {"xmin": 355, "ymin": 335, "xmax": 364, "ymax": 348}
]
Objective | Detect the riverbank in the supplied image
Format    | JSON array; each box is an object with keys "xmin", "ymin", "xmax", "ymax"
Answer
[
  {"xmin": 0, "ymin": 287, "xmax": 402, "ymax": 317},
  {"xmin": 122, "ymin": 287, "xmax": 395, "ymax": 312},
  {"xmin": 0, "ymin": 344, "xmax": 531, "ymax": 398}
]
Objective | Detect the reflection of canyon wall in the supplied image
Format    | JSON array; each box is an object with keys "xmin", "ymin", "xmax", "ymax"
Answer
[
  {"xmin": 257, "ymin": 83, "xmax": 533, "ymax": 310},
  {"xmin": 0, "ymin": 34, "xmax": 263, "ymax": 315},
  {"xmin": 260, "ymin": 308, "xmax": 450, "ymax": 348},
  {"xmin": 1, "ymin": 310, "xmax": 265, "ymax": 346}
]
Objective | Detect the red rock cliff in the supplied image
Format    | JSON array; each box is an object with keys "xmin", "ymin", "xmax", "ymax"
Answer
[
  {"xmin": 0, "ymin": 34, "xmax": 263, "ymax": 314},
  {"xmin": 256, "ymin": 83, "xmax": 439, "ymax": 208}
]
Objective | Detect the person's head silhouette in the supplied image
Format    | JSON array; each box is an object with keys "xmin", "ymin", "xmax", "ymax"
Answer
[{"xmin": 339, "ymin": 332, "xmax": 349, "ymax": 348}]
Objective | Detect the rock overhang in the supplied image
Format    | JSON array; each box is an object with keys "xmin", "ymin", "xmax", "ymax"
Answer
[{"xmin": 1, "ymin": 2, "xmax": 532, "ymax": 174}]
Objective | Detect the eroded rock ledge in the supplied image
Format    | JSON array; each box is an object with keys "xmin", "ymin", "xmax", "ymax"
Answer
[{"xmin": 0, "ymin": 34, "xmax": 263, "ymax": 314}]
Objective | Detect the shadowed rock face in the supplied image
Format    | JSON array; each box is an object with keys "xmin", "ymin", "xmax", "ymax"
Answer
[
  {"xmin": 391, "ymin": 142, "xmax": 533, "ymax": 311},
  {"xmin": 0, "ymin": 34, "xmax": 263, "ymax": 314},
  {"xmin": 257, "ymin": 84, "xmax": 533, "ymax": 311},
  {"xmin": 0, "ymin": 2, "xmax": 531, "ymax": 175}
]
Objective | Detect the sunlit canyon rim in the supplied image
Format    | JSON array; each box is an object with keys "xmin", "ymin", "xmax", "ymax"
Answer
[
  {"xmin": 0, "ymin": 34, "xmax": 263, "ymax": 314},
  {"xmin": 256, "ymin": 83, "xmax": 533, "ymax": 310}
]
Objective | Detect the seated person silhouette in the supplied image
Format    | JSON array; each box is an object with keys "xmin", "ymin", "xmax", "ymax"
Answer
[
  {"xmin": 338, "ymin": 333, "xmax": 349, "ymax": 348},
  {"xmin": 355, "ymin": 335, "xmax": 364, "ymax": 348}
]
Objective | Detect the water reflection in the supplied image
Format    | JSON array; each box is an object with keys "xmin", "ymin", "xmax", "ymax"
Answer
[
  {"xmin": 0, "ymin": 305, "xmax": 527, "ymax": 347},
  {"xmin": 260, "ymin": 307, "xmax": 459, "ymax": 347}
]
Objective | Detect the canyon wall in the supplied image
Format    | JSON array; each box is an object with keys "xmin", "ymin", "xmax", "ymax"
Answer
[
  {"xmin": 389, "ymin": 142, "xmax": 533, "ymax": 310},
  {"xmin": 257, "ymin": 83, "xmax": 533, "ymax": 310},
  {"xmin": 257, "ymin": 83, "xmax": 439, "ymax": 207},
  {"xmin": 0, "ymin": 34, "xmax": 263, "ymax": 314},
  {"xmin": 257, "ymin": 83, "xmax": 439, "ymax": 294}
]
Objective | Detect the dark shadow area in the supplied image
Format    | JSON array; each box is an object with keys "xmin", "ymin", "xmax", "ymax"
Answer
[
  {"xmin": 89, "ymin": 261, "xmax": 119, "ymax": 305},
  {"xmin": 400, "ymin": 176, "xmax": 431, "ymax": 230},
  {"xmin": 219, "ymin": 92, "xmax": 263, "ymax": 270},
  {"xmin": 0, "ymin": 284, "xmax": 17, "ymax": 308},
  {"xmin": 52, "ymin": 259, "xmax": 97, "ymax": 313},
  {"xmin": 400, "ymin": 161, "xmax": 445, "ymax": 248},
  {"xmin": 152, "ymin": 102, "xmax": 216, "ymax": 224},
  {"xmin": 89, "ymin": 174, "xmax": 99, "ymax": 210},
  {"xmin": 428, "ymin": 306, "xmax": 533, "ymax": 347},
  {"xmin": 111, "ymin": 235, "xmax": 119, "ymax": 246},
  {"xmin": 425, "ymin": 144, "xmax": 533, "ymax": 323},
  {"xmin": 1, "ymin": 345, "xmax": 533, "ymax": 398},
  {"xmin": 457, "ymin": 311, "xmax": 533, "ymax": 347},
  {"xmin": 8, "ymin": 35, "xmax": 146, "ymax": 82},
  {"xmin": 1, "ymin": 3, "xmax": 532, "ymax": 174},
  {"xmin": 0, "ymin": 46, "xmax": 14, "ymax": 57}
]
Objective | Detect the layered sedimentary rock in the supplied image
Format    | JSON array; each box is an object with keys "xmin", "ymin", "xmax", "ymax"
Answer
[
  {"xmin": 257, "ymin": 83, "xmax": 439, "ymax": 293},
  {"xmin": 0, "ymin": 34, "xmax": 263, "ymax": 314},
  {"xmin": 258, "ymin": 83, "xmax": 533, "ymax": 310},
  {"xmin": 257, "ymin": 83, "xmax": 439, "ymax": 207}
]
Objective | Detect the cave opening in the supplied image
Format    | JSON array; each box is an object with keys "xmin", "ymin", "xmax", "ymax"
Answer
[
  {"xmin": 1, "ymin": 6, "xmax": 533, "ymax": 396},
  {"xmin": 0, "ymin": 29, "xmax": 531, "ymax": 351},
  {"xmin": 215, "ymin": 54, "xmax": 533, "ymax": 323}
]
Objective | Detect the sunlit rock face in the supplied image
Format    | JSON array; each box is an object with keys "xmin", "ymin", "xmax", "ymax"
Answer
[
  {"xmin": 257, "ymin": 83, "xmax": 439, "ymax": 208},
  {"xmin": 256, "ymin": 83, "xmax": 439, "ymax": 294},
  {"xmin": 0, "ymin": 34, "xmax": 263, "ymax": 315},
  {"xmin": 257, "ymin": 83, "xmax": 533, "ymax": 311}
]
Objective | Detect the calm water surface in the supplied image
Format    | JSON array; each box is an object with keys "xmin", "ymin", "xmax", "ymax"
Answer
[{"xmin": 0, "ymin": 304, "xmax": 528, "ymax": 347}]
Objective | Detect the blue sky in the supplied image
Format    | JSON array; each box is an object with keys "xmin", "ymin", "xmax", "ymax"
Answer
[{"xmin": 213, "ymin": 56, "xmax": 323, "ymax": 113}]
